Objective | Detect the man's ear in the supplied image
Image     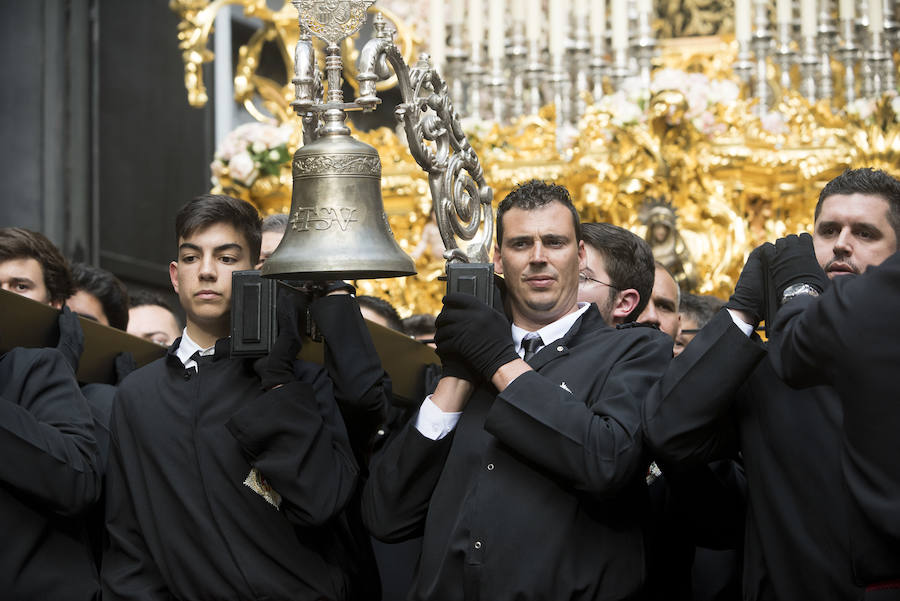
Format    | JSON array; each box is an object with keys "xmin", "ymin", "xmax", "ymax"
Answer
[
  {"xmin": 492, "ymin": 245, "xmax": 503, "ymax": 276},
  {"xmin": 577, "ymin": 240, "xmax": 586, "ymax": 271},
  {"xmin": 611, "ymin": 288, "xmax": 641, "ymax": 321},
  {"xmin": 169, "ymin": 261, "xmax": 179, "ymax": 294}
]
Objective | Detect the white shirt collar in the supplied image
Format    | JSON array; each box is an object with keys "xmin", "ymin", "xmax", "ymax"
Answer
[
  {"xmin": 175, "ymin": 328, "xmax": 216, "ymax": 370},
  {"xmin": 511, "ymin": 302, "xmax": 591, "ymax": 358}
]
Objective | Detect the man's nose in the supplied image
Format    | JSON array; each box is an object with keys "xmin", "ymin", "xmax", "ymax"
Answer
[
  {"xmin": 833, "ymin": 228, "xmax": 852, "ymax": 255},
  {"xmin": 199, "ymin": 256, "xmax": 217, "ymax": 279},
  {"xmin": 641, "ymin": 303, "xmax": 659, "ymax": 325},
  {"xmin": 529, "ymin": 242, "xmax": 547, "ymax": 263}
]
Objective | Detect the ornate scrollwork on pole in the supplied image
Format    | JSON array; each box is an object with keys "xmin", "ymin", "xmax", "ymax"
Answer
[{"xmin": 356, "ymin": 13, "xmax": 494, "ymax": 265}]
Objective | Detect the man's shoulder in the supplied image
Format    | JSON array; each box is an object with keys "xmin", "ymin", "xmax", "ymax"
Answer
[
  {"xmin": 115, "ymin": 355, "xmax": 174, "ymax": 402},
  {"xmin": 0, "ymin": 346, "xmax": 71, "ymax": 383}
]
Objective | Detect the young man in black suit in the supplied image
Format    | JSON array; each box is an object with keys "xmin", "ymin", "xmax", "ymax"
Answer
[
  {"xmin": 363, "ymin": 180, "xmax": 672, "ymax": 600},
  {"xmin": 644, "ymin": 167, "xmax": 900, "ymax": 600},
  {"xmin": 764, "ymin": 169, "xmax": 900, "ymax": 598},
  {"xmin": 102, "ymin": 194, "xmax": 388, "ymax": 601}
]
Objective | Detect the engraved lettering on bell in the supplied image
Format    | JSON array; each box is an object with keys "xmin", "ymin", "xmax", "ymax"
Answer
[
  {"xmin": 297, "ymin": 0, "xmax": 375, "ymax": 45},
  {"xmin": 293, "ymin": 153, "xmax": 381, "ymax": 177},
  {"xmin": 290, "ymin": 206, "xmax": 361, "ymax": 232}
]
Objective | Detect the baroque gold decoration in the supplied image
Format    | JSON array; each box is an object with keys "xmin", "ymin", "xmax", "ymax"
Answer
[{"xmin": 177, "ymin": 3, "xmax": 900, "ymax": 316}]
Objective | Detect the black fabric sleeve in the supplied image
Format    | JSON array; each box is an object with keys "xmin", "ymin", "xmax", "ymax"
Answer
[
  {"xmin": 642, "ymin": 309, "xmax": 767, "ymax": 465},
  {"xmin": 769, "ymin": 251, "xmax": 900, "ymax": 574},
  {"xmin": 310, "ymin": 294, "xmax": 391, "ymax": 465},
  {"xmin": 484, "ymin": 332, "xmax": 672, "ymax": 500},
  {"xmin": 0, "ymin": 347, "xmax": 101, "ymax": 516},
  {"xmin": 361, "ymin": 422, "xmax": 454, "ymax": 543},
  {"xmin": 102, "ymin": 397, "xmax": 174, "ymax": 601},
  {"xmin": 226, "ymin": 380, "xmax": 359, "ymax": 527}
]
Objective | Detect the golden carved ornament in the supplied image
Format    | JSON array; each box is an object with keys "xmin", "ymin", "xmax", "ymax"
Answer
[{"xmin": 180, "ymin": 3, "xmax": 900, "ymax": 316}]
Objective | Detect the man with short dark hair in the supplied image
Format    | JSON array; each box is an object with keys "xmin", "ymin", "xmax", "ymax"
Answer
[
  {"xmin": 639, "ymin": 262, "xmax": 681, "ymax": 340},
  {"xmin": 577, "ymin": 222, "xmax": 655, "ymax": 324},
  {"xmin": 68, "ymin": 263, "xmax": 131, "ymax": 330},
  {"xmin": 103, "ymin": 194, "xmax": 388, "ymax": 601},
  {"xmin": 0, "ymin": 227, "xmax": 74, "ymax": 307},
  {"xmin": 127, "ymin": 290, "xmax": 182, "ymax": 347},
  {"xmin": 363, "ymin": 180, "xmax": 672, "ymax": 600},
  {"xmin": 358, "ymin": 295, "xmax": 405, "ymax": 332},
  {"xmin": 674, "ymin": 293, "xmax": 724, "ymax": 356},
  {"xmin": 257, "ymin": 212, "xmax": 289, "ymax": 268},
  {"xmin": 0, "ymin": 227, "xmax": 102, "ymax": 600},
  {"xmin": 644, "ymin": 168, "xmax": 900, "ymax": 600}
]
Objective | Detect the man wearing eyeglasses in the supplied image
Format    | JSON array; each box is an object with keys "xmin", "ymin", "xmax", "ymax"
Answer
[{"xmin": 576, "ymin": 222, "xmax": 655, "ymax": 326}]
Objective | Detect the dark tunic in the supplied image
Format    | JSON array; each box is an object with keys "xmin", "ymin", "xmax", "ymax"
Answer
[
  {"xmin": 102, "ymin": 339, "xmax": 364, "ymax": 601},
  {"xmin": 644, "ymin": 309, "xmax": 861, "ymax": 600},
  {"xmin": 0, "ymin": 346, "xmax": 102, "ymax": 601},
  {"xmin": 770, "ymin": 251, "xmax": 900, "ymax": 589},
  {"xmin": 363, "ymin": 306, "xmax": 672, "ymax": 601}
]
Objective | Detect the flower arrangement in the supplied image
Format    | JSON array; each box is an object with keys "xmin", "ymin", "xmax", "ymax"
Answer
[
  {"xmin": 210, "ymin": 122, "xmax": 294, "ymax": 188},
  {"xmin": 593, "ymin": 69, "xmax": 740, "ymax": 134}
]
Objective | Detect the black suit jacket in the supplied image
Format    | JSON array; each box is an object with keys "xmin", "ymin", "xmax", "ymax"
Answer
[
  {"xmin": 362, "ymin": 306, "xmax": 672, "ymax": 601},
  {"xmin": 770, "ymin": 250, "xmax": 900, "ymax": 587},
  {"xmin": 0, "ymin": 347, "xmax": 102, "ymax": 601},
  {"xmin": 644, "ymin": 309, "xmax": 861, "ymax": 601}
]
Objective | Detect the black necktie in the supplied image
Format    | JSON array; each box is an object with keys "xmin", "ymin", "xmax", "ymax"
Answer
[{"xmin": 522, "ymin": 334, "xmax": 543, "ymax": 362}]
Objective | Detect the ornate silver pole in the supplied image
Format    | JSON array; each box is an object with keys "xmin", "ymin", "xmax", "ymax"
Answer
[
  {"xmin": 571, "ymin": 15, "xmax": 592, "ymax": 119},
  {"xmin": 864, "ymin": 29, "xmax": 891, "ymax": 97},
  {"xmin": 799, "ymin": 33, "xmax": 820, "ymax": 101},
  {"xmin": 751, "ymin": 0, "xmax": 773, "ymax": 113},
  {"xmin": 609, "ymin": 48, "xmax": 631, "ymax": 91},
  {"xmin": 837, "ymin": 17, "xmax": 858, "ymax": 105},
  {"xmin": 487, "ymin": 57, "xmax": 506, "ymax": 123},
  {"xmin": 590, "ymin": 32, "xmax": 608, "ymax": 102},
  {"xmin": 772, "ymin": 20, "xmax": 795, "ymax": 94},
  {"xmin": 445, "ymin": 21, "xmax": 468, "ymax": 113},
  {"xmin": 507, "ymin": 19, "xmax": 528, "ymax": 119},
  {"xmin": 633, "ymin": 6, "xmax": 656, "ymax": 91},
  {"xmin": 524, "ymin": 39, "xmax": 545, "ymax": 115},
  {"xmin": 734, "ymin": 39, "xmax": 755, "ymax": 86},
  {"xmin": 816, "ymin": 0, "xmax": 837, "ymax": 100},
  {"xmin": 550, "ymin": 54, "xmax": 575, "ymax": 152}
]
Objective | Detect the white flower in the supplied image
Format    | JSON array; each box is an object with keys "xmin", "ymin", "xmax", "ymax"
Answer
[
  {"xmin": 650, "ymin": 68, "xmax": 689, "ymax": 94},
  {"xmin": 760, "ymin": 110, "xmax": 790, "ymax": 135},
  {"xmin": 846, "ymin": 98, "xmax": 876, "ymax": 121},
  {"xmin": 251, "ymin": 141, "xmax": 267, "ymax": 154},
  {"xmin": 268, "ymin": 149, "xmax": 281, "ymax": 161},
  {"xmin": 598, "ymin": 91, "xmax": 645, "ymax": 126},
  {"xmin": 229, "ymin": 151, "xmax": 259, "ymax": 185}
]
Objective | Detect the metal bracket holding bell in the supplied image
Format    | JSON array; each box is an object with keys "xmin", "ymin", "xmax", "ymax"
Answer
[{"xmin": 355, "ymin": 11, "xmax": 494, "ymax": 270}]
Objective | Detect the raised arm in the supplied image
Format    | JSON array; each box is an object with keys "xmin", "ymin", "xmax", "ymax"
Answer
[{"xmin": 0, "ymin": 347, "xmax": 101, "ymax": 515}]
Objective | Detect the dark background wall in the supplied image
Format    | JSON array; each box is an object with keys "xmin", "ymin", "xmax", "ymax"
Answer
[{"xmin": 0, "ymin": 0, "xmax": 213, "ymax": 297}]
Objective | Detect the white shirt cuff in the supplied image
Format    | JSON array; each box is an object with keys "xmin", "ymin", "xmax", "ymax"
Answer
[
  {"xmin": 413, "ymin": 396, "xmax": 462, "ymax": 441},
  {"xmin": 726, "ymin": 308, "xmax": 755, "ymax": 337}
]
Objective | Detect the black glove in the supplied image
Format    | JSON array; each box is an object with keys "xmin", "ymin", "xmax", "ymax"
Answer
[
  {"xmin": 56, "ymin": 306, "xmax": 85, "ymax": 373},
  {"xmin": 114, "ymin": 352, "xmax": 137, "ymax": 384},
  {"xmin": 770, "ymin": 233, "xmax": 827, "ymax": 300},
  {"xmin": 436, "ymin": 348, "xmax": 478, "ymax": 383},
  {"xmin": 434, "ymin": 292, "xmax": 519, "ymax": 382},
  {"xmin": 726, "ymin": 242, "xmax": 774, "ymax": 325},
  {"xmin": 254, "ymin": 285, "xmax": 311, "ymax": 390}
]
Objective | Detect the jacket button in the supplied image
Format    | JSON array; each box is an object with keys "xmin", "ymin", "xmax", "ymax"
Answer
[
  {"xmin": 474, "ymin": 541, "xmax": 482, "ymax": 550},
  {"xmin": 556, "ymin": 346, "xmax": 564, "ymax": 352},
  {"xmin": 486, "ymin": 463, "xmax": 494, "ymax": 471}
]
